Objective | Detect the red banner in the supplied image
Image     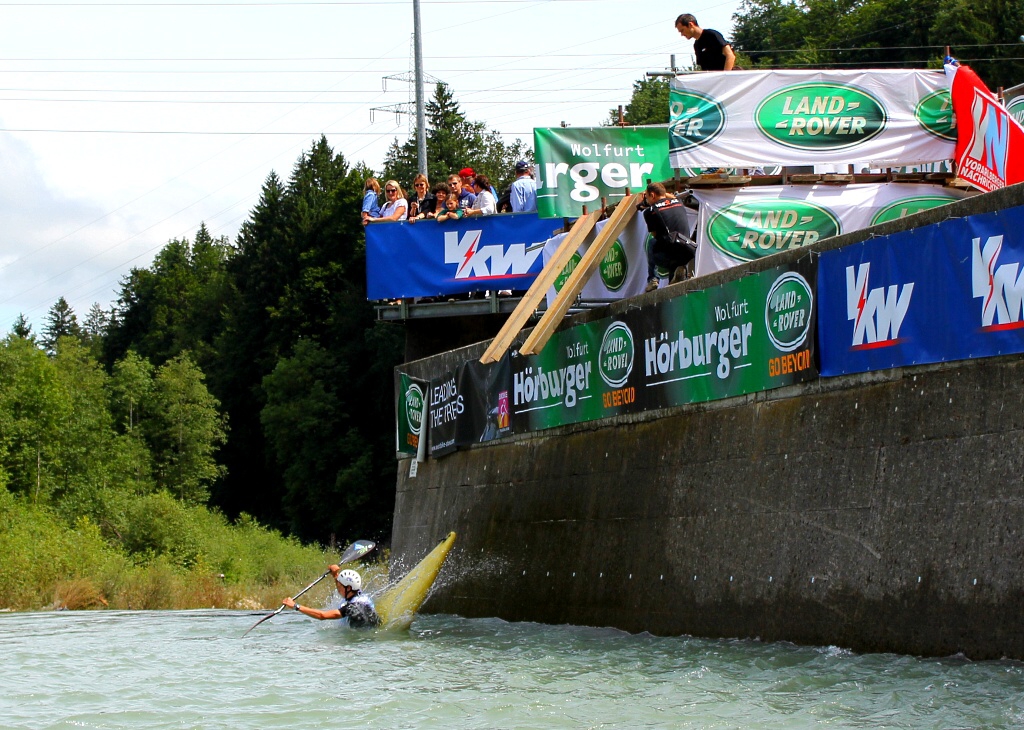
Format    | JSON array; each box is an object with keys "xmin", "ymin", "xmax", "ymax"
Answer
[{"xmin": 947, "ymin": 64, "xmax": 1024, "ymax": 192}]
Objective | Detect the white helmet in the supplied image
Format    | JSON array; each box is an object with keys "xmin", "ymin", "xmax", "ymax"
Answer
[{"xmin": 338, "ymin": 569, "xmax": 362, "ymax": 591}]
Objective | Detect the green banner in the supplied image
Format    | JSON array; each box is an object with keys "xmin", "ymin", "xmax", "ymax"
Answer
[
  {"xmin": 533, "ymin": 126, "xmax": 674, "ymax": 219},
  {"xmin": 511, "ymin": 259, "xmax": 817, "ymax": 432},
  {"xmin": 395, "ymin": 372, "xmax": 427, "ymax": 455}
]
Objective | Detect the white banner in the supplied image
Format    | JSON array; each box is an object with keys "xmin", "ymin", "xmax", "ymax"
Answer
[
  {"xmin": 670, "ymin": 70, "xmax": 955, "ymax": 168},
  {"xmin": 542, "ymin": 214, "xmax": 649, "ymax": 306},
  {"xmin": 693, "ymin": 184, "xmax": 972, "ymax": 276}
]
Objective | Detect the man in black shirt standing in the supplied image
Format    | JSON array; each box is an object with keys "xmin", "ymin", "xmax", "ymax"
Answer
[{"xmin": 675, "ymin": 13, "xmax": 735, "ymax": 71}]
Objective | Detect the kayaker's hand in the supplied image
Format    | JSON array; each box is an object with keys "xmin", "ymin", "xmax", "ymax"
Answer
[
  {"xmin": 282, "ymin": 596, "xmax": 296, "ymax": 609},
  {"xmin": 328, "ymin": 564, "xmax": 341, "ymax": 578}
]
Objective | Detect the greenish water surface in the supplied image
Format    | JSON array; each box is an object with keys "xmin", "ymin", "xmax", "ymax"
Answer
[{"xmin": 2, "ymin": 609, "xmax": 1022, "ymax": 729}]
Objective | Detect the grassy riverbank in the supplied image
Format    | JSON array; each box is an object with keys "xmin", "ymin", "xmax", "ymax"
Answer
[{"xmin": 0, "ymin": 489, "xmax": 379, "ymax": 611}]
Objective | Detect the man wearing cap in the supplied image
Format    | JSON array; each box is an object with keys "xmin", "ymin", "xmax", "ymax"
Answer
[
  {"xmin": 282, "ymin": 564, "xmax": 379, "ymax": 628},
  {"xmin": 510, "ymin": 160, "xmax": 537, "ymax": 213}
]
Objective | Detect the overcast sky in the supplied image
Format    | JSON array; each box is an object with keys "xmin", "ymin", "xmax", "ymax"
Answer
[{"xmin": 0, "ymin": 0, "xmax": 741, "ymax": 334}]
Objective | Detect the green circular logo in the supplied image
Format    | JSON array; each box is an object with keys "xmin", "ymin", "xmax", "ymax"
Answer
[
  {"xmin": 600, "ymin": 240, "xmax": 628, "ymax": 291},
  {"xmin": 669, "ymin": 89, "xmax": 726, "ymax": 152},
  {"xmin": 915, "ymin": 89, "xmax": 956, "ymax": 141},
  {"xmin": 405, "ymin": 384, "xmax": 424, "ymax": 436},
  {"xmin": 765, "ymin": 272, "xmax": 814, "ymax": 352},
  {"xmin": 598, "ymin": 322, "xmax": 634, "ymax": 388},
  {"xmin": 871, "ymin": 195, "xmax": 957, "ymax": 225},
  {"xmin": 554, "ymin": 252, "xmax": 582, "ymax": 292},
  {"xmin": 1007, "ymin": 96, "xmax": 1024, "ymax": 126},
  {"xmin": 706, "ymin": 200, "xmax": 841, "ymax": 263},
  {"xmin": 755, "ymin": 83, "xmax": 887, "ymax": 151}
]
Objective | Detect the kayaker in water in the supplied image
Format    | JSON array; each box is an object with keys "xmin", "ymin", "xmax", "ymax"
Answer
[{"xmin": 282, "ymin": 566, "xmax": 380, "ymax": 628}]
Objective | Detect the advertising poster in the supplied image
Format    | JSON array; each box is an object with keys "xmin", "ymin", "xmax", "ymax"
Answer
[
  {"xmin": 818, "ymin": 204, "xmax": 1024, "ymax": 375},
  {"xmin": 366, "ymin": 213, "xmax": 555, "ymax": 300},
  {"xmin": 425, "ymin": 357, "xmax": 512, "ymax": 459},
  {"xmin": 669, "ymin": 69, "xmax": 954, "ymax": 168},
  {"xmin": 511, "ymin": 259, "xmax": 817, "ymax": 432},
  {"xmin": 945, "ymin": 64, "xmax": 1024, "ymax": 193},
  {"xmin": 692, "ymin": 184, "xmax": 971, "ymax": 276},
  {"xmin": 534, "ymin": 126, "xmax": 674, "ymax": 219},
  {"xmin": 542, "ymin": 214, "xmax": 650, "ymax": 305},
  {"xmin": 395, "ymin": 372, "xmax": 428, "ymax": 456},
  {"xmin": 1005, "ymin": 82, "xmax": 1024, "ymax": 125}
]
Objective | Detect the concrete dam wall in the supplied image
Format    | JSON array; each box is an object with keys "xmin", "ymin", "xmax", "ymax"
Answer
[{"xmin": 391, "ymin": 183, "xmax": 1024, "ymax": 660}]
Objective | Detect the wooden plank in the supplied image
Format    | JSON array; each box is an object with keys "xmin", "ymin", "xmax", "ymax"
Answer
[
  {"xmin": 479, "ymin": 212, "xmax": 598, "ymax": 364},
  {"xmin": 520, "ymin": 192, "xmax": 643, "ymax": 356}
]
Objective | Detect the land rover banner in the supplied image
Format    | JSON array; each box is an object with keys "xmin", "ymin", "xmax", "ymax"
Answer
[
  {"xmin": 534, "ymin": 126, "xmax": 674, "ymax": 219},
  {"xmin": 395, "ymin": 372, "xmax": 428, "ymax": 456},
  {"xmin": 669, "ymin": 69, "xmax": 954, "ymax": 168},
  {"xmin": 542, "ymin": 214, "xmax": 650, "ymax": 305},
  {"xmin": 511, "ymin": 258, "xmax": 817, "ymax": 432},
  {"xmin": 692, "ymin": 184, "xmax": 971, "ymax": 276},
  {"xmin": 1006, "ymin": 83, "xmax": 1024, "ymax": 126}
]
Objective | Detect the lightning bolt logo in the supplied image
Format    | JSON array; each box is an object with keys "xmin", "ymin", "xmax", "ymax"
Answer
[{"xmin": 456, "ymin": 231, "xmax": 481, "ymax": 276}]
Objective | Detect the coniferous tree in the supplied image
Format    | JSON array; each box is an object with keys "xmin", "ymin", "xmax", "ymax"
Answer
[
  {"xmin": 41, "ymin": 297, "xmax": 81, "ymax": 354},
  {"xmin": 383, "ymin": 82, "xmax": 531, "ymax": 193},
  {"xmin": 11, "ymin": 313, "xmax": 33, "ymax": 340}
]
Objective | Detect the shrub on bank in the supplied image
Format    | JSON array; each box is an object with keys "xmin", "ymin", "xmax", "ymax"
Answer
[{"xmin": 0, "ymin": 489, "xmax": 345, "ymax": 611}]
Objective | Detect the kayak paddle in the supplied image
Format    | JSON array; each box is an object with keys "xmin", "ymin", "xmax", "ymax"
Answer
[{"xmin": 241, "ymin": 539, "xmax": 377, "ymax": 638}]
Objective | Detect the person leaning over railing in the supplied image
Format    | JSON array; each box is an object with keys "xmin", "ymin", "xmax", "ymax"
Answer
[
  {"xmin": 364, "ymin": 179, "xmax": 408, "ymax": 224},
  {"xmin": 407, "ymin": 173, "xmax": 435, "ymax": 221},
  {"xmin": 411, "ymin": 182, "xmax": 449, "ymax": 223},
  {"xmin": 463, "ymin": 174, "xmax": 497, "ymax": 217},
  {"xmin": 361, "ymin": 177, "xmax": 381, "ymax": 224}
]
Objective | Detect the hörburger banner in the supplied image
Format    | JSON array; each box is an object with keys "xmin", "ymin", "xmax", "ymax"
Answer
[
  {"xmin": 534, "ymin": 126, "xmax": 675, "ymax": 219},
  {"xmin": 395, "ymin": 371, "xmax": 428, "ymax": 456},
  {"xmin": 669, "ymin": 69, "xmax": 955, "ymax": 168},
  {"xmin": 692, "ymin": 184, "xmax": 972, "ymax": 276},
  {"xmin": 511, "ymin": 259, "xmax": 817, "ymax": 432},
  {"xmin": 542, "ymin": 214, "xmax": 649, "ymax": 306}
]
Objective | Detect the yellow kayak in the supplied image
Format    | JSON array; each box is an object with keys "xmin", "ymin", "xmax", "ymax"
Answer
[{"xmin": 374, "ymin": 532, "xmax": 456, "ymax": 631}]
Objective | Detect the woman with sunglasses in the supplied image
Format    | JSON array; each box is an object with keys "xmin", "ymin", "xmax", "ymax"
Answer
[
  {"xmin": 364, "ymin": 179, "xmax": 408, "ymax": 224},
  {"xmin": 407, "ymin": 174, "xmax": 437, "ymax": 222}
]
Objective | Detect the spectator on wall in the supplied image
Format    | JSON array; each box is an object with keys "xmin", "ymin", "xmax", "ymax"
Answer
[
  {"xmin": 364, "ymin": 179, "xmax": 408, "ymax": 224},
  {"xmin": 509, "ymin": 161, "xmax": 537, "ymax": 213},
  {"xmin": 361, "ymin": 177, "xmax": 381, "ymax": 224},
  {"xmin": 464, "ymin": 174, "xmax": 497, "ymax": 217},
  {"xmin": 435, "ymin": 193, "xmax": 466, "ymax": 222},
  {"xmin": 448, "ymin": 174, "xmax": 476, "ymax": 209},
  {"xmin": 412, "ymin": 182, "xmax": 449, "ymax": 223},
  {"xmin": 407, "ymin": 173, "xmax": 436, "ymax": 221},
  {"xmin": 675, "ymin": 13, "xmax": 735, "ymax": 71},
  {"xmin": 640, "ymin": 182, "xmax": 696, "ymax": 291}
]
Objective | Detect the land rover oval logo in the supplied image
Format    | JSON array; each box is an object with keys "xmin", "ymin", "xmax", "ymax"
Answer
[
  {"xmin": 915, "ymin": 89, "xmax": 956, "ymax": 141},
  {"xmin": 871, "ymin": 195, "xmax": 955, "ymax": 225},
  {"xmin": 554, "ymin": 252, "xmax": 582, "ymax": 292},
  {"xmin": 1007, "ymin": 96, "xmax": 1024, "ymax": 126},
  {"xmin": 765, "ymin": 272, "xmax": 814, "ymax": 352},
  {"xmin": 599, "ymin": 321, "xmax": 634, "ymax": 388},
  {"xmin": 600, "ymin": 240, "xmax": 628, "ymax": 291},
  {"xmin": 755, "ymin": 83, "xmax": 887, "ymax": 151},
  {"xmin": 706, "ymin": 200, "xmax": 841, "ymax": 262},
  {"xmin": 669, "ymin": 88, "xmax": 726, "ymax": 152},
  {"xmin": 405, "ymin": 384, "xmax": 424, "ymax": 436}
]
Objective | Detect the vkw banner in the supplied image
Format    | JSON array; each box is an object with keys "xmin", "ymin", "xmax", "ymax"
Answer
[
  {"xmin": 945, "ymin": 64, "xmax": 1024, "ymax": 193},
  {"xmin": 818, "ymin": 204, "xmax": 1024, "ymax": 376},
  {"xmin": 425, "ymin": 357, "xmax": 511, "ymax": 459},
  {"xmin": 542, "ymin": 214, "xmax": 650, "ymax": 306},
  {"xmin": 669, "ymin": 69, "xmax": 955, "ymax": 168},
  {"xmin": 534, "ymin": 126, "xmax": 674, "ymax": 219},
  {"xmin": 692, "ymin": 184, "xmax": 971, "ymax": 277},
  {"xmin": 395, "ymin": 371, "xmax": 428, "ymax": 456},
  {"xmin": 366, "ymin": 213, "xmax": 555, "ymax": 300},
  {"xmin": 511, "ymin": 258, "xmax": 817, "ymax": 433}
]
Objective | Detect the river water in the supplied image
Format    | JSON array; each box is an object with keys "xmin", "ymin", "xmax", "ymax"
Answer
[{"xmin": 3, "ymin": 609, "xmax": 1023, "ymax": 729}]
